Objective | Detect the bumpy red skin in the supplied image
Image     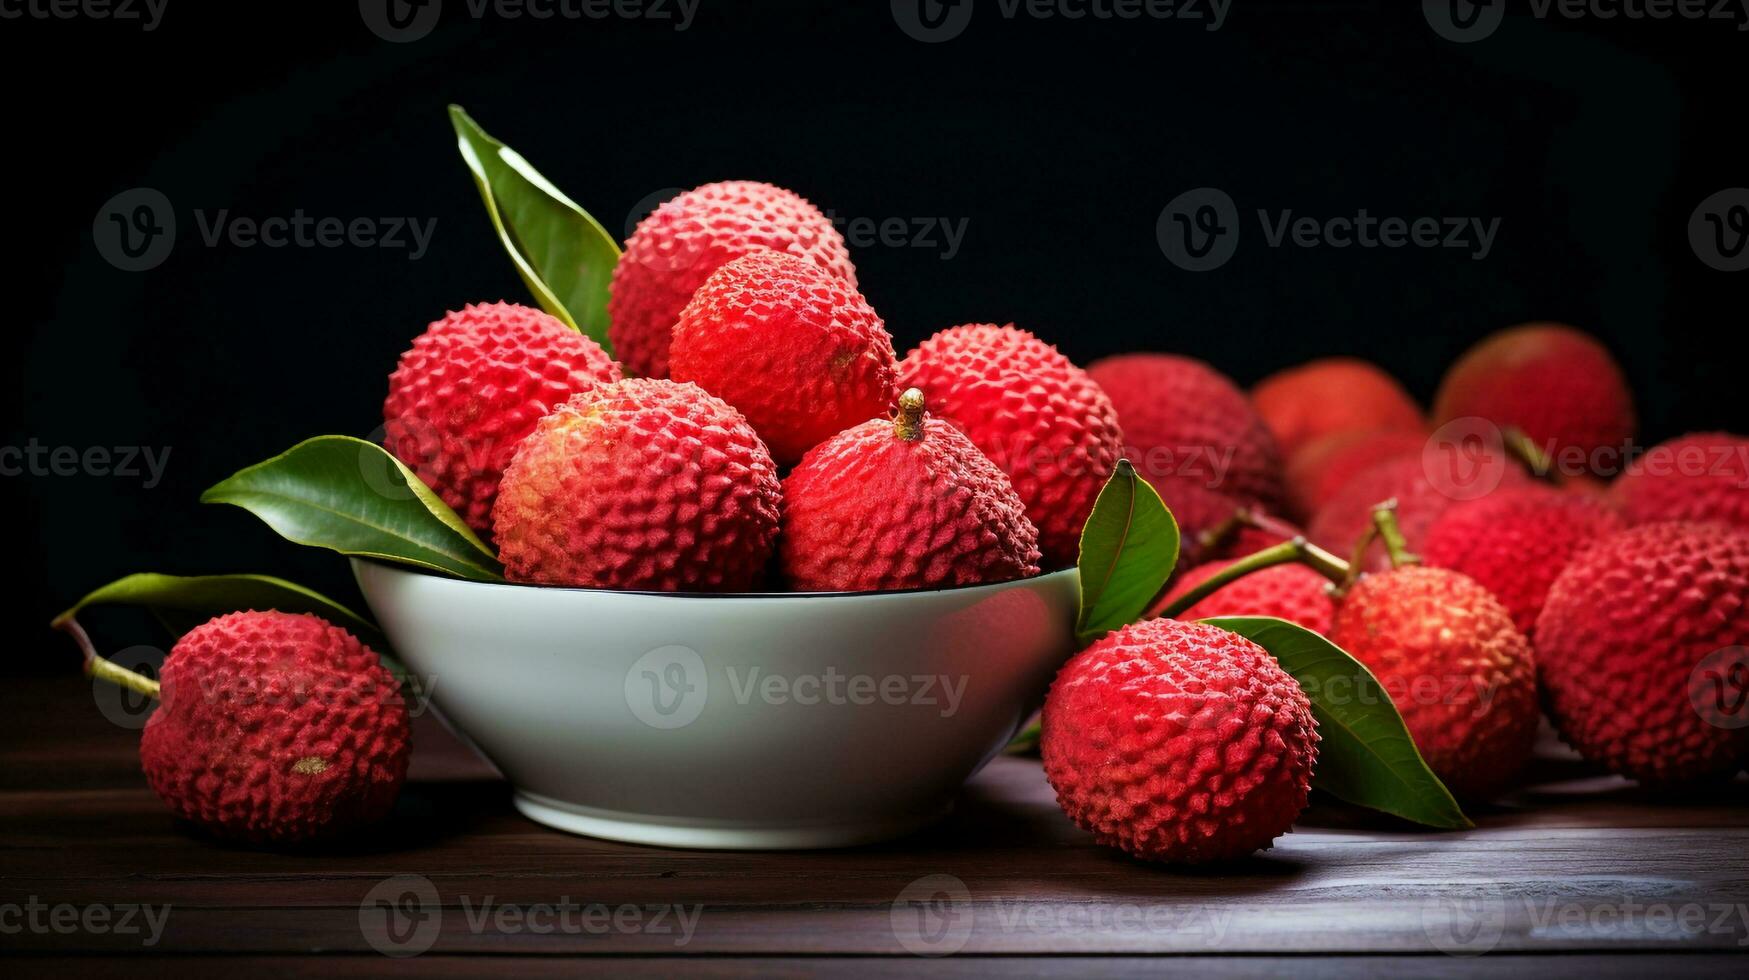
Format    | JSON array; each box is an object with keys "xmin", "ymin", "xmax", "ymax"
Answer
[
  {"xmin": 1611, "ymin": 432, "xmax": 1749, "ymax": 530},
  {"xmin": 139, "ymin": 611, "xmax": 409, "ymax": 845},
  {"xmin": 1042, "ymin": 619, "xmax": 1318, "ymax": 864},
  {"xmin": 1309, "ymin": 453, "xmax": 1532, "ymax": 571},
  {"xmin": 899, "ymin": 325, "xmax": 1122, "ymax": 568},
  {"xmin": 1535, "ymin": 523, "xmax": 1749, "ymax": 784},
  {"xmin": 1251, "ymin": 357, "xmax": 1425, "ymax": 460},
  {"xmin": 492, "ymin": 379, "xmax": 781, "ymax": 591},
  {"xmin": 1422, "ymin": 487, "xmax": 1625, "ymax": 636},
  {"xmin": 1155, "ymin": 562, "xmax": 1335, "ymax": 634},
  {"xmin": 1330, "ymin": 567, "xmax": 1538, "ymax": 800},
  {"xmin": 383, "ymin": 302, "xmax": 622, "ymax": 536},
  {"xmin": 670, "ymin": 251, "xmax": 897, "ymax": 465},
  {"xmin": 1089, "ymin": 353, "xmax": 1285, "ymax": 510},
  {"xmin": 780, "ymin": 416, "xmax": 1040, "ymax": 591},
  {"xmin": 1285, "ymin": 430, "xmax": 1428, "ymax": 522},
  {"xmin": 608, "ymin": 181, "xmax": 856, "ymax": 379},
  {"xmin": 1432, "ymin": 323, "xmax": 1635, "ymax": 472}
]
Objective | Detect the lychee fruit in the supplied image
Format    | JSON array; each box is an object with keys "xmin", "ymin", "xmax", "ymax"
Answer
[
  {"xmin": 608, "ymin": 181, "xmax": 855, "ymax": 378},
  {"xmin": 1535, "ymin": 522, "xmax": 1749, "ymax": 784},
  {"xmin": 669, "ymin": 250, "xmax": 897, "ymax": 465},
  {"xmin": 1432, "ymin": 323, "xmax": 1635, "ymax": 473},
  {"xmin": 383, "ymin": 302, "xmax": 622, "ymax": 535},
  {"xmin": 1611, "ymin": 432, "xmax": 1749, "ymax": 530},
  {"xmin": 63, "ymin": 610, "xmax": 410, "ymax": 845},
  {"xmin": 1284, "ymin": 429, "xmax": 1429, "ymax": 522},
  {"xmin": 1309, "ymin": 451, "xmax": 1531, "ymax": 570},
  {"xmin": 1155, "ymin": 561, "xmax": 1335, "ymax": 635},
  {"xmin": 898, "ymin": 325, "xmax": 1123, "ymax": 567},
  {"xmin": 492, "ymin": 379, "xmax": 781, "ymax": 591},
  {"xmin": 779, "ymin": 389, "xmax": 1041, "ymax": 592},
  {"xmin": 1328, "ymin": 565, "xmax": 1539, "ymax": 800},
  {"xmin": 1422, "ymin": 486, "xmax": 1625, "ymax": 637},
  {"xmin": 1088, "ymin": 353, "xmax": 1285, "ymax": 509},
  {"xmin": 1251, "ymin": 357, "xmax": 1424, "ymax": 459},
  {"xmin": 1042, "ymin": 618, "xmax": 1318, "ymax": 864},
  {"xmin": 1147, "ymin": 477, "xmax": 1245, "ymax": 570}
]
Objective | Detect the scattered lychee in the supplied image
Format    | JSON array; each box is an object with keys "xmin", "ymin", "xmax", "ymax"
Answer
[
  {"xmin": 1611, "ymin": 432, "xmax": 1749, "ymax": 531},
  {"xmin": 609, "ymin": 181, "xmax": 855, "ymax": 378},
  {"xmin": 1284, "ymin": 429, "xmax": 1428, "ymax": 522},
  {"xmin": 1309, "ymin": 451, "xmax": 1531, "ymax": 570},
  {"xmin": 1042, "ymin": 618, "xmax": 1318, "ymax": 863},
  {"xmin": 669, "ymin": 250, "xmax": 897, "ymax": 465},
  {"xmin": 1251, "ymin": 357, "xmax": 1424, "ymax": 460},
  {"xmin": 383, "ymin": 302, "xmax": 622, "ymax": 535},
  {"xmin": 1535, "ymin": 522, "xmax": 1749, "ymax": 784},
  {"xmin": 492, "ymin": 378, "xmax": 781, "ymax": 591},
  {"xmin": 780, "ymin": 389, "xmax": 1040, "ymax": 592},
  {"xmin": 898, "ymin": 324, "xmax": 1122, "ymax": 567}
]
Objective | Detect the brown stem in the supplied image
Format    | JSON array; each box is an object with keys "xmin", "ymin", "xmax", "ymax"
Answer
[
  {"xmin": 1157, "ymin": 536, "xmax": 1352, "ymax": 619},
  {"xmin": 52, "ymin": 615, "xmax": 161, "ymax": 699},
  {"xmin": 893, "ymin": 388, "xmax": 926, "ymax": 441}
]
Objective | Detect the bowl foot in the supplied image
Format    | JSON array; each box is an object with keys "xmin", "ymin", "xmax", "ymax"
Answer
[{"xmin": 512, "ymin": 791, "xmax": 954, "ymax": 850}]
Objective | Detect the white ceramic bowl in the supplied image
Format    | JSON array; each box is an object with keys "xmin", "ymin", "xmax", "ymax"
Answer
[{"xmin": 352, "ymin": 560, "xmax": 1080, "ymax": 850}]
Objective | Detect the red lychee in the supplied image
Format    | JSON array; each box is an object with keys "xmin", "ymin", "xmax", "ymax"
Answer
[
  {"xmin": 608, "ymin": 181, "xmax": 855, "ymax": 378},
  {"xmin": 1329, "ymin": 566, "xmax": 1539, "ymax": 800},
  {"xmin": 779, "ymin": 389, "xmax": 1040, "ymax": 592},
  {"xmin": 1422, "ymin": 486, "xmax": 1625, "ymax": 637},
  {"xmin": 1285, "ymin": 429, "xmax": 1428, "ymax": 522},
  {"xmin": 383, "ymin": 302, "xmax": 622, "ymax": 535},
  {"xmin": 139, "ymin": 611, "xmax": 410, "ymax": 844},
  {"xmin": 1147, "ymin": 477, "xmax": 1244, "ymax": 570},
  {"xmin": 669, "ymin": 250, "xmax": 897, "ymax": 465},
  {"xmin": 1433, "ymin": 323, "xmax": 1635, "ymax": 473},
  {"xmin": 1535, "ymin": 522, "xmax": 1749, "ymax": 784},
  {"xmin": 1611, "ymin": 432, "xmax": 1749, "ymax": 530},
  {"xmin": 492, "ymin": 379, "xmax": 781, "ymax": 591},
  {"xmin": 1155, "ymin": 562, "xmax": 1335, "ymax": 634},
  {"xmin": 1251, "ymin": 357, "xmax": 1425, "ymax": 459},
  {"xmin": 1042, "ymin": 618, "xmax": 1318, "ymax": 863},
  {"xmin": 898, "ymin": 324, "xmax": 1122, "ymax": 568},
  {"xmin": 1309, "ymin": 451, "xmax": 1532, "ymax": 570},
  {"xmin": 1088, "ymin": 353, "xmax": 1284, "ymax": 509}
]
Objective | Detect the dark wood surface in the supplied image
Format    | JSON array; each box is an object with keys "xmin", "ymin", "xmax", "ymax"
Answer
[{"xmin": 3, "ymin": 675, "xmax": 1746, "ymax": 976}]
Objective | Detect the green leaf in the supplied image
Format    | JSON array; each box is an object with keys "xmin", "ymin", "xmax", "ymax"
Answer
[
  {"xmin": 1075, "ymin": 460, "xmax": 1180, "ymax": 643},
  {"xmin": 449, "ymin": 105, "xmax": 621, "ymax": 347},
  {"xmin": 1202, "ymin": 616, "xmax": 1472, "ymax": 831},
  {"xmin": 201, "ymin": 436, "xmax": 504, "ymax": 583},
  {"xmin": 51, "ymin": 573, "xmax": 405, "ymax": 678}
]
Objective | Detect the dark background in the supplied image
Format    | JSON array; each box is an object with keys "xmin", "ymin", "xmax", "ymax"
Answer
[{"xmin": 5, "ymin": 0, "xmax": 1744, "ymax": 671}]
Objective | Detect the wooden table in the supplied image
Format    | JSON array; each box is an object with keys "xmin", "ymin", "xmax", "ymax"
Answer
[{"xmin": 3, "ymin": 674, "xmax": 1745, "ymax": 976}]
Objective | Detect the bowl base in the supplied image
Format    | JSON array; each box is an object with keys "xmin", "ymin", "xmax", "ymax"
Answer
[{"xmin": 512, "ymin": 791, "xmax": 954, "ymax": 850}]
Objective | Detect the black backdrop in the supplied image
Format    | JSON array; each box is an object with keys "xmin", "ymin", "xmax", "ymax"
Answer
[{"xmin": 6, "ymin": 0, "xmax": 1745, "ymax": 670}]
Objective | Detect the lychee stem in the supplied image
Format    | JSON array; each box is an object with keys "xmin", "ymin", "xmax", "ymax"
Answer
[
  {"xmin": 1370, "ymin": 500, "xmax": 1421, "ymax": 570},
  {"xmin": 893, "ymin": 388, "xmax": 927, "ymax": 441},
  {"xmin": 51, "ymin": 615, "xmax": 161, "ymax": 700},
  {"xmin": 1503, "ymin": 426, "xmax": 1559, "ymax": 484},
  {"xmin": 1196, "ymin": 506, "xmax": 1299, "ymax": 557},
  {"xmin": 1155, "ymin": 536, "xmax": 1352, "ymax": 620}
]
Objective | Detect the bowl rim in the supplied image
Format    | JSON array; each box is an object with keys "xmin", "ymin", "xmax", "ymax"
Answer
[{"xmin": 352, "ymin": 557, "xmax": 1079, "ymax": 603}]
